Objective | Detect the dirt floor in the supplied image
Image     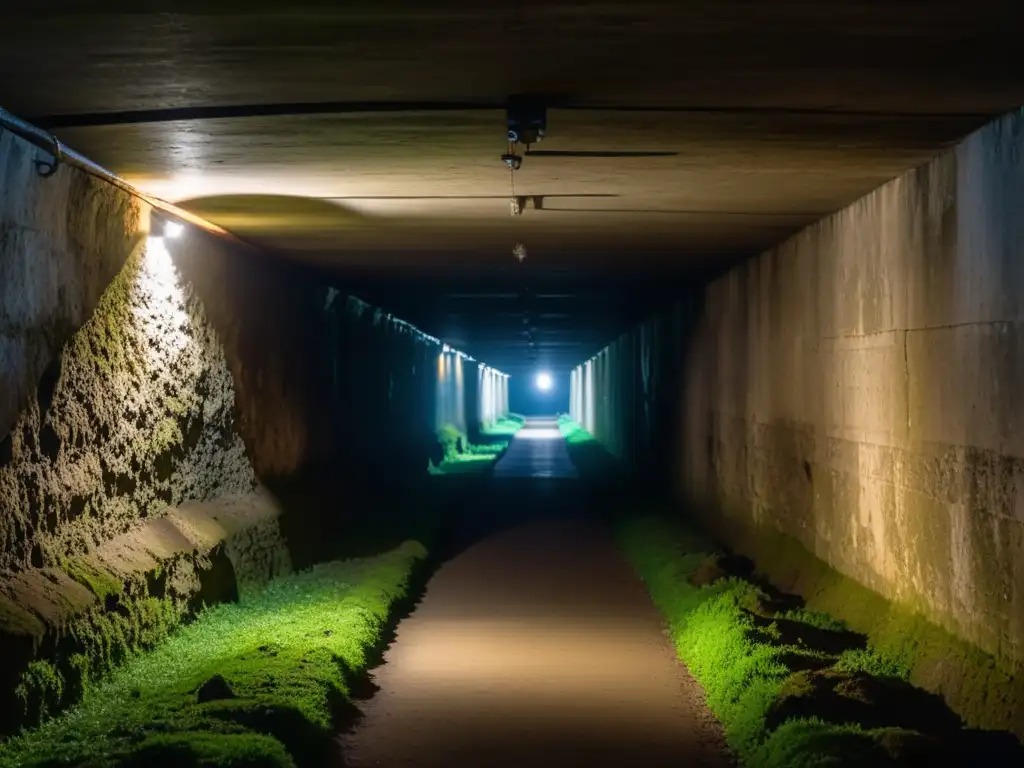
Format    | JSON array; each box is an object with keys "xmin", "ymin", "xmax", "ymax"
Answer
[{"xmin": 337, "ymin": 516, "xmax": 733, "ymax": 767}]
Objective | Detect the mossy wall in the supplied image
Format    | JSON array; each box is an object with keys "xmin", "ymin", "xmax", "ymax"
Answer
[
  {"xmin": 0, "ymin": 240, "xmax": 255, "ymax": 573},
  {"xmin": 1, "ymin": 123, "xmax": 500, "ymax": 734},
  {"xmin": 0, "ymin": 127, "xmax": 293, "ymax": 733}
]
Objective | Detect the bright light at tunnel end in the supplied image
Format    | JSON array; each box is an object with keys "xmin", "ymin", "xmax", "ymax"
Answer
[
  {"xmin": 535, "ymin": 371, "xmax": 553, "ymax": 392},
  {"xmin": 164, "ymin": 220, "xmax": 185, "ymax": 239}
]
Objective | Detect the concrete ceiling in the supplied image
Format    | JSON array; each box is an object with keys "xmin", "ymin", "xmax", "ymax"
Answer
[{"xmin": 3, "ymin": 1, "xmax": 1023, "ymax": 373}]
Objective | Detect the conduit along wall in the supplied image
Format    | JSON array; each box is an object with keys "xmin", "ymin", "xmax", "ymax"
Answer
[
  {"xmin": 0, "ymin": 121, "xmax": 506, "ymax": 734},
  {"xmin": 571, "ymin": 108, "xmax": 1024, "ymax": 734}
]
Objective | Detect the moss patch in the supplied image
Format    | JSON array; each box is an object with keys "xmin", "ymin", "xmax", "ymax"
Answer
[
  {"xmin": 61, "ymin": 556, "xmax": 124, "ymax": 601},
  {"xmin": 480, "ymin": 415, "xmax": 525, "ymax": 439},
  {"xmin": 712, "ymin": 519, "xmax": 1024, "ymax": 739},
  {"xmin": 13, "ymin": 589, "xmax": 184, "ymax": 730},
  {"xmin": 617, "ymin": 515, "xmax": 1024, "ymax": 767},
  {"xmin": 430, "ymin": 424, "xmax": 511, "ymax": 475},
  {"xmin": 0, "ymin": 540, "xmax": 426, "ymax": 768}
]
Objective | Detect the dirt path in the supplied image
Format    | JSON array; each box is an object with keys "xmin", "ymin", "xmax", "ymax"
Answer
[{"xmin": 338, "ymin": 517, "xmax": 733, "ymax": 767}]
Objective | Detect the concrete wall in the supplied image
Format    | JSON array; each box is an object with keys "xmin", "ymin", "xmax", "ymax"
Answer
[
  {"xmin": 570, "ymin": 300, "xmax": 697, "ymax": 476},
  {"xmin": 1, "ymin": 130, "xmax": 143, "ymax": 447},
  {"xmin": 578, "ymin": 109, "xmax": 1024, "ymax": 668},
  {"xmin": 477, "ymin": 365, "xmax": 507, "ymax": 428}
]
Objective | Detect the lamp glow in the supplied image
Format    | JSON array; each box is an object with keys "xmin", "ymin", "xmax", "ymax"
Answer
[{"xmin": 535, "ymin": 371, "xmax": 553, "ymax": 392}]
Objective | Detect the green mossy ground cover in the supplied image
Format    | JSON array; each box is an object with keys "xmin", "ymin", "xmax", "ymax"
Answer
[
  {"xmin": 430, "ymin": 418, "xmax": 524, "ymax": 475},
  {"xmin": 731, "ymin": 526, "xmax": 1024, "ymax": 740},
  {"xmin": 618, "ymin": 516, "xmax": 1023, "ymax": 767},
  {"xmin": 480, "ymin": 414, "xmax": 526, "ymax": 439},
  {"xmin": 0, "ymin": 541, "xmax": 427, "ymax": 768}
]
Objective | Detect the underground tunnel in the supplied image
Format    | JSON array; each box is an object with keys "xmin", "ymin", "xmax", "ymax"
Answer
[{"xmin": 3, "ymin": 3, "xmax": 1024, "ymax": 766}]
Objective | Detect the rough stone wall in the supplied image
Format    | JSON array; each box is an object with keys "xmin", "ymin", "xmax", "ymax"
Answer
[
  {"xmin": 0, "ymin": 127, "xmax": 296, "ymax": 731},
  {"xmin": 0, "ymin": 238, "xmax": 256, "ymax": 573},
  {"xmin": 679, "ymin": 109, "xmax": 1024, "ymax": 666}
]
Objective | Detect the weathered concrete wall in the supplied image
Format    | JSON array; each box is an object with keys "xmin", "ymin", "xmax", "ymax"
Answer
[
  {"xmin": 0, "ymin": 130, "xmax": 142, "ymax": 445},
  {"xmin": 681, "ymin": 109, "xmax": 1024, "ymax": 667},
  {"xmin": 570, "ymin": 299, "xmax": 698, "ymax": 480},
  {"xmin": 0, "ymin": 237, "xmax": 257, "ymax": 573},
  {"xmin": 579, "ymin": 110, "xmax": 1024, "ymax": 669}
]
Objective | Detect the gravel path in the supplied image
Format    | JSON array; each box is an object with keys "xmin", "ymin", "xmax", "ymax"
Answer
[{"xmin": 339, "ymin": 517, "xmax": 733, "ymax": 767}]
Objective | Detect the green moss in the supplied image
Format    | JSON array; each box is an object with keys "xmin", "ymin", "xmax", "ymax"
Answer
[
  {"xmin": 556, "ymin": 416, "xmax": 624, "ymax": 480},
  {"xmin": 165, "ymin": 396, "xmax": 189, "ymax": 417},
  {"xmin": 71, "ymin": 253, "xmax": 140, "ymax": 379},
  {"xmin": 436, "ymin": 424, "xmax": 466, "ymax": 461},
  {"xmin": 432, "ymin": 424, "xmax": 507, "ymax": 475},
  {"xmin": 480, "ymin": 417, "xmax": 524, "ymax": 439},
  {"xmin": 12, "ymin": 586, "xmax": 185, "ymax": 729},
  {"xmin": 557, "ymin": 415, "xmax": 595, "ymax": 445},
  {"xmin": 0, "ymin": 541, "xmax": 426, "ymax": 768},
  {"xmin": 62, "ymin": 556, "xmax": 124, "ymax": 601},
  {"xmin": 616, "ymin": 516, "xmax": 1015, "ymax": 767},
  {"xmin": 721, "ymin": 522, "xmax": 1024, "ymax": 736},
  {"xmin": 152, "ymin": 417, "xmax": 184, "ymax": 453},
  {"xmin": 751, "ymin": 718, "xmax": 886, "ymax": 768},
  {"xmin": 14, "ymin": 661, "xmax": 64, "ymax": 725}
]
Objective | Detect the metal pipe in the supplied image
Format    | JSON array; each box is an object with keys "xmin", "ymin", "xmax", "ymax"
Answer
[{"xmin": 0, "ymin": 105, "xmax": 247, "ymax": 245}]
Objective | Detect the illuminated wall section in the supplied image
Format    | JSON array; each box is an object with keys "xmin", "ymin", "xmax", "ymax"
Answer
[
  {"xmin": 435, "ymin": 345, "xmax": 507, "ymax": 433},
  {"xmin": 0, "ymin": 233, "xmax": 256, "ymax": 573},
  {"xmin": 577, "ymin": 110, "xmax": 1024, "ymax": 672},
  {"xmin": 478, "ymin": 364, "xmax": 508, "ymax": 426}
]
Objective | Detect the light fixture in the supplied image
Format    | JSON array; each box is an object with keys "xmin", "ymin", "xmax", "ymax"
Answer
[
  {"xmin": 535, "ymin": 371, "xmax": 553, "ymax": 392},
  {"xmin": 164, "ymin": 220, "xmax": 185, "ymax": 239}
]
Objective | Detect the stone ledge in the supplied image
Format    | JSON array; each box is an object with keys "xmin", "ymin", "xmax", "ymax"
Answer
[{"xmin": 0, "ymin": 486, "xmax": 290, "ymax": 733}]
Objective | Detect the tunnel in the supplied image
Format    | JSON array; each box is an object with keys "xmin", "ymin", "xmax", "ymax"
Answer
[{"xmin": 2, "ymin": 4, "xmax": 1024, "ymax": 767}]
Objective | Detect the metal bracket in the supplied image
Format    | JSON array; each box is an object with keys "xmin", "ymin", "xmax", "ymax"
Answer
[{"xmin": 34, "ymin": 134, "xmax": 62, "ymax": 178}]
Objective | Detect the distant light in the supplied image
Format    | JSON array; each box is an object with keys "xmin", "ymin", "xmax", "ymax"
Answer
[
  {"xmin": 535, "ymin": 371, "xmax": 553, "ymax": 392},
  {"xmin": 164, "ymin": 220, "xmax": 185, "ymax": 239},
  {"xmin": 442, "ymin": 343, "xmax": 451, "ymax": 353}
]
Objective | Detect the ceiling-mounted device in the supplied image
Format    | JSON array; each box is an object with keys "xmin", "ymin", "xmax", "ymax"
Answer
[{"xmin": 501, "ymin": 97, "xmax": 547, "ymax": 172}]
